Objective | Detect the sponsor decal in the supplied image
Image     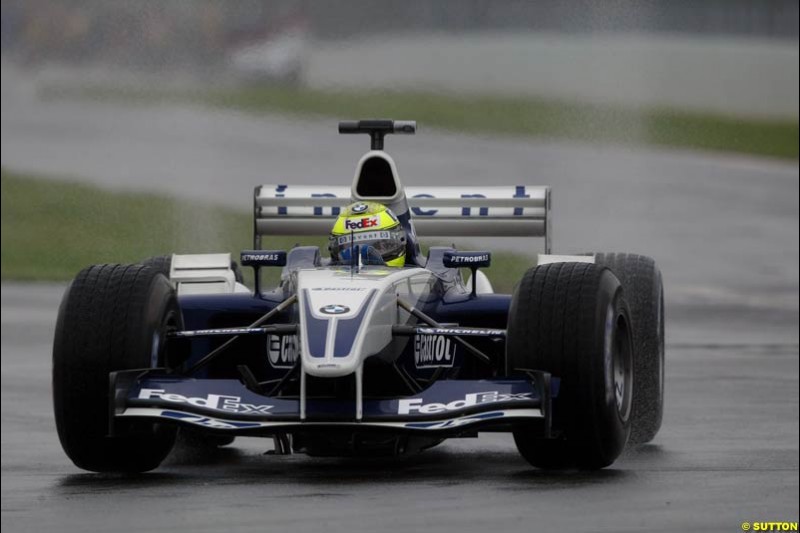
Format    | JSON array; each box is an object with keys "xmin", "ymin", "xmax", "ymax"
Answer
[
  {"xmin": 174, "ymin": 327, "xmax": 267, "ymax": 337},
  {"xmin": 267, "ymin": 334, "xmax": 299, "ymax": 368},
  {"xmin": 351, "ymin": 202, "xmax": 369, "ymax": 213},
  {"xmin": 404, "ymin": 411, "xmax": 505, "ymax": 429},
  {"xmin": 162, "ymin": 411, "xmax": 265, "ymax": 429},
  {"xmin": 443, "ymin": 251, "xmax": 491, "ymax": 269},
  {"xmin": 268, "ymin": 186, "xmax": 537, "ymax": 219},
  {"xmin": 320, "ymin": 304, "xmax": 350, "ymax": 315},
  {"xmin": 241, "ymin": 252, "xmax": 282, "ymax": 262},
  {"xmin": 337, "ymin": 231, "xmax": 393, "ymax": 245},
  {"xmin": 446, "ymin": 254, "xmax": 490, "ymax": 264},
  {"xmin": 138, "ymin": 389, "xmax": 273, "ymax": 414},
  {"xmin": 414, "ymin": 334, "xmax": 457, "ymax": 368},
  {"xmin": 398, "ymin": 391, "xmax": 531, "ymax": 415},
  {"xmin": 344, "ymin": 216, "xmax": 379, "ymax": 230},
  {"xmin": 336, "ymin": 231, "xmax": 392, "ymax": 246},
  {"xmin": 416, "ymin": 327, "xmax": 505, "ymax": 337},
  {"xmin": 240, "ymin": 250, "xmax": 287, "ymax": 267}
]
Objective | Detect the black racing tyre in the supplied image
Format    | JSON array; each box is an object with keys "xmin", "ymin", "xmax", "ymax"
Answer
[
  {"xmin": 589, "ymin": 253, "xmax": 664, "ymax": 444},
  {"xmin": 506, "ymin": 262, "xmax": 634, "ymax": 469},
  {"xmin": 53, "ymin": 264, "xmax": 180, "ymax": 472},
  {"xmin": 141, "ymin": 254, "xmax": 244, "ymax": 283},
  {"xmin": 140, "ymin": 255, "xmax": 173, "ymax": 276}
]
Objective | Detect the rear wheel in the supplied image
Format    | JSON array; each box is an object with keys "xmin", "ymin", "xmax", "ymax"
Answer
[
  {"xmin": 53, "ymin": 264, "xmax": 179, "ymax": 472},
  {"xmin": 589, "ymin": 253, "xmax": 664, "ymax": 444},
  {"xmin": 506, "ymin": 262, "xmax": 633, "ymax": 469}
]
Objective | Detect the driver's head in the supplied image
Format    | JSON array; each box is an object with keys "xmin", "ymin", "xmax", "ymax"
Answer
[{"xmin": 329, "ymin": 202, "xmax": 406, "ymax": 267}]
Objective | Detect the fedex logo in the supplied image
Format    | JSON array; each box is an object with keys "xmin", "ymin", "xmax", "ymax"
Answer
[
  {"xmin": 138, "ymin": 389, "xmax": 273, "ymax": 414},
  {"xmin": 398, "ymin": 391, "xmax": 531, "ymax": 415},
  {"xmin": 345, "ymin": 216, "xmax": 379, "ymax": 230}
]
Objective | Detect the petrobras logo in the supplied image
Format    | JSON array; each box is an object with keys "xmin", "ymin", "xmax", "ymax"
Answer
[
  {"xmin": 240, "ymin": 250, "xmax": 286, "ymax": 267},
  {"xmin": 447, "ymin": 254, "xmax": 489, "ymax": 264},
  {"xmin": 397, "ymin": 390, "xmax": 532, "ymax": 415},
  {"xmin": 414, "ymin": 334, "xmax": 456, "ymax": 369},
  {"xmin": 344, "ymin": 216, "xmax": 380, "ymax": 230},
  {"xmin": 267, "ymin": 334, "xmax": 298, "ymax": 368},
  {"xmin": 138, "ymin": 389, "xmax": 273, "ymax": 414},
  {"xmin": 242, "ymin": 252, "xmax": 281, "ymax": 262}
]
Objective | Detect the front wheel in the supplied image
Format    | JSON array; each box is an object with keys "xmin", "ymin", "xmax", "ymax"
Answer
[
  {"xmin": 53, "ymin": 264, "xmax": 179, "ymax": 472},
  {"xmin": 506, "ymin": 262, "xmax": 633, "ymax": 469}
]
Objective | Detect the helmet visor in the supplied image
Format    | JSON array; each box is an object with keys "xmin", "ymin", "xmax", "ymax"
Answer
[{"xmin": 330, "ymin": 228, "xmax": 406, "ymax": 263}]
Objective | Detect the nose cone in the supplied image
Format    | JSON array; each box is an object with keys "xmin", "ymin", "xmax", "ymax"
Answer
[{"xmin": 297, "ymin": 269, "xmax": 395, "ymax": 377}]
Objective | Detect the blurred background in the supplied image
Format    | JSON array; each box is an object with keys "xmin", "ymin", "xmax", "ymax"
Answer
[
  {"xmin": 1, "ymin": 0, "xmax": 798, "ymax": 335},
  {"xmin": 2, "ymin": 0, "xmax": 798, "ymax": 117}
]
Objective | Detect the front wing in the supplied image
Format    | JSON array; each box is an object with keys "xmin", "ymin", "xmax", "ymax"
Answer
[{"xmin": 112, "ymin": 371, "xmax": 554, "ymax": 436}]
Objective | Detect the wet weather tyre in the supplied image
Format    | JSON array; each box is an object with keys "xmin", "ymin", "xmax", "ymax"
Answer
[
  {"xmin": 140, "ymin": 255, "xmax": 173, "ymax": 276},
  {"xmin": 506, "ymin": 262, "xmax": 634, "ymax": 469},
  {"xmin": 590, "ymin": 253, "xmax": 664, "ymax": 444},
  {"xmin": 52, "ymin": 264, "xmax": 180, "ymax": 472}
]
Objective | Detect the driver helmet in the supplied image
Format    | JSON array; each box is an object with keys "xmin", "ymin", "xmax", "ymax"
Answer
[{"xmin": 329, "ymin": 202, "xmax": 406, "ymax": 267}]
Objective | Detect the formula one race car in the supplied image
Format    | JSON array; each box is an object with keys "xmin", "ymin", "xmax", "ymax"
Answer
[{"xmin": 53, "ymin": 120, "xmax": 664, "ymax": 472}]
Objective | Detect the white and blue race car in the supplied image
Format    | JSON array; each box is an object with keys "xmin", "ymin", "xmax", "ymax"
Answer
[{"xmin": 53, "ymin": 120, "xmax": 664, "ymax": 472}]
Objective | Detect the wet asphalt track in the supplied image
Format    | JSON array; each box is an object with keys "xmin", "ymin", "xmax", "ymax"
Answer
[
  {"xmin": 1, "ymin": 284, "xmax": 798, "ymax": 532},
  {"xmin": 1, "ymin": 65, "xmax": 799, "ymax": 532}
]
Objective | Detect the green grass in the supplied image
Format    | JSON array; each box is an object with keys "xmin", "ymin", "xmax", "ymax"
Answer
[
  {"xmin": 0, "ymin": 170, "xmax": 321, "ymax": 284},
  {"xmin": 1, "ymin": 170, "xmax": 532, "ymax": 292},
  {"xmin": 51, "ymin": 84, "xmax": 799, "ymax": 160}
]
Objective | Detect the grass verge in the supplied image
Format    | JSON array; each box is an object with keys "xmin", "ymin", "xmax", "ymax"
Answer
[
  {"xmin": 1, "ymin": 170, "xmax": 531, "ymax": 292},
  {"xmin": 52, "ymin": 84, "xmax": 799, "ymax": 160}
]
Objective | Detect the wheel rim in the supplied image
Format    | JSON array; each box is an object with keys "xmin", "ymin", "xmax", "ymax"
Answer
[
  {"xmin": 609, "ymin": 311, "xmax": 633, "ymax": 422},
  {"xmin": 151, "ymin": 309, "xmax": 179, "ymax": 368}
]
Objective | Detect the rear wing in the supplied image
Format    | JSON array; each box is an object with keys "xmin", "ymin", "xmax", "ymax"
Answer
[{"xmin": 254, "ymin": 184, "xmax": 551, "ymax": 253}]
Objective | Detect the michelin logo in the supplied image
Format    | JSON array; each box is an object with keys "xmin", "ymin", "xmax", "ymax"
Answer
[
  {"xmin": 139, "ymin": 389, "xmax": 273, "ymax": 414},
  {"xmin": 414, "ymin": 334, "xmax": 456, "ymax": 368},
  {"xmin": 398, "ymin": 391, "xmax": 531, "ymax": 415}
]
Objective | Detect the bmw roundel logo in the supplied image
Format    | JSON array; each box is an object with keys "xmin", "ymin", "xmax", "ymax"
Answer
[
  {"xmin": 351, "ymin": 202, "xmax": 368, "ymax": 213},
  {"xmin": 320, "ymin": 304, "xmax": 350, "ymax": 315}
]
